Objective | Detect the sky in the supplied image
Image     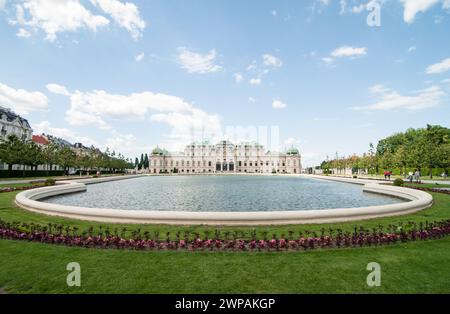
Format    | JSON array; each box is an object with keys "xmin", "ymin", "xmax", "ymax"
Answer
[{"xmin": 0, "ymin": 0, "xmax": 449, "ymax": 167}]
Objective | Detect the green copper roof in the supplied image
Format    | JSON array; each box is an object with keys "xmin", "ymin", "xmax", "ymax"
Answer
[
  {"xmin": 152, "ymin": 147, "xmax": 165, "ymax": 155},
  {"xmin": 286, "ymin": 147, "xmax": 299, "ymax": 155}
]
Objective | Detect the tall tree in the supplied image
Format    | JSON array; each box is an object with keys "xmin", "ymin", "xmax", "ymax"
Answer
[{"xmin": 0, "ymin": 134, "xmax": 26, "ymax": 173}]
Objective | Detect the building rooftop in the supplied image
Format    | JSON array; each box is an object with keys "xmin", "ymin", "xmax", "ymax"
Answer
[{"xmin": 32, "ymin": 135, "xmax": 49, "ymax": 146}]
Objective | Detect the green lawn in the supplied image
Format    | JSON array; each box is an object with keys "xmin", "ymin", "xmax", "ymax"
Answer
[
  {"xmin": 1, "ymin": 189, "xmax": 450, "ymax": 293},
  {"xmin": 1, "ymin": 237, "xmax": 450, "ymax": 293},
  {"xmin": 0, "ymin": 182, "xmax": 46, "ymax": 189}
]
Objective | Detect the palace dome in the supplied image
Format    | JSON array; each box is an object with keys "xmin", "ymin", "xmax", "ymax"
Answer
[
  {"xmin": 152, "ymin": 147, "xmax": 165, "ymax": 155},
  {"xmin": 286, "ymin": 147, "xmax": 299, "ymax": 155}
]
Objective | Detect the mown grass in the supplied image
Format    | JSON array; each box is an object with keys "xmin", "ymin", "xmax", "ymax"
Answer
[
  {"xmin": 0, "ymin": 183, "xmax": 45, "ymax": 189},
  {"xmin": 1, "ymin": 237, "xmax": 450, "ymax": 293}
]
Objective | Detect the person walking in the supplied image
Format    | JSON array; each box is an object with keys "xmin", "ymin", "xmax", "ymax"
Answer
[
  {"xmin": 408, "ymin": 171, "xmax": 413, "ymax": 183},
  {"xmin": 414, "ymin": 169, "xmax": 421, "ymax": 183}
]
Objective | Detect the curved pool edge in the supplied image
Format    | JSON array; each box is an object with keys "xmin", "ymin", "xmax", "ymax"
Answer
[{"xmin": 14, "ymin": 174, "xmax": 434, "ymax": 226}]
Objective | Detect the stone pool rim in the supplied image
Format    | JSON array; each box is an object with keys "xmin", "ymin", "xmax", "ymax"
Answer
[{"xmin": 15, "ymin": 174, "xmax": 433, "ymax": 226}]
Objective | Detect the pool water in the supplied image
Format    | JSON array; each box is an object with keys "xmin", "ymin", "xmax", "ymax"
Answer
[{"xmin": 45, "ymin": 175, "xmax": 404, "ymax": 212}]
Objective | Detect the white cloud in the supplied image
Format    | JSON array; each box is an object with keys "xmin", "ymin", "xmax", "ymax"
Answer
[
  {"xmin": 0, "ymin": 82, "xmax": 48, "ymax": 115},
  {"xmin": 271, "ymin": 10, "xmax": 277, "ymax": 16},
  {"xmin": 284, "ymin": 137, "xmax": 300, "ymax": 146},
  {"xmin": 246, "ymin": 61, "xmax": 257, "ymax": 71},
  {"xmin": 104, "ymin": 130, "xmax": 137, "ymax": 155},
  {"xmin": 34, "ymin": 120, "xmax": 98, "ymax": 146},
  {"xmin": 330, "ymin": 46, "xmax": 367, "ymax": 58},
  {"xmin": 351, "ymin": 3, "xmax": 367, "ymax": 13},
  {"xmin": 249, "ymin": 78, "xmax": 262, "ymax": 85},
  {"xmin": 177, "ymin": 47, "xmax": 222, "ymax": 74},
  {"xmin": 47, "ymin": 84, "xmax": 222, "ymax": 149},
  {"xmin": 272, "ymin": 99, "xmax": 287, "ymax": 109},
  {"xmin": 11, "ymin": 0, "xmax": 110, "ymax": 42},
  {"xmin": 426, "ymin": 57, "xmax": 450, "ymax": 74},
  {"xmin": 46, "ymin": 83, "xmax": 71, "ymax": 96},
  {"xmin": 17, "ymin": 28, "xmax": 31, "ymax": 38},
  {"xmin": 262, "ymin": 54, "xmax": 283, "ymax": 68},
  {"xmin": 401, "ymin": 0, "xmax": 440, "ymax": 23},
  {"xmin": 408, "ymin": 46, "xmax": 417, "ymax": 53},
  {"xmin": 90, "ymin": 0, "xmax": 146, "ymax": 40},
  {"xmin": 234, "ymin": 73, "xmax": 243, "ymax": 84},
  {"xmin": 322, "ymin": 46, "xmax": 367, "ymax": 64},
  {"xmin": 351, "ymin": 84, "xmax": 446, "ymax": 111},
  {"xmin": 316, "ymin": 0, "xmax": 331, "ymax": 7},
  {"xmin": 248, "ymin": 97, "xmax": 256, "ymax": 103},
  {"xmin": 134, "ymin": 52, "xmax": 145, "ymax": 62},
  {"xmin": 444, "ymin": 0, "xmax": 450, "ymax": 8},
  {"xmin": 0, "ymin": 0, "xmax": 5, "ymax": 10}
]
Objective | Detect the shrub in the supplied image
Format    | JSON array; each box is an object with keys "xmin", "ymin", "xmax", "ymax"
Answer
[
  {"xmin": 393, "ymin": 178, "xmax": 404, "ymax": 186},
  {"xmin": 353, "ymin": 175, "xmax": 357, "ymax": 179},
  {"xmin": 44, "ymin": 178, "xmax": 56, "ymax": 186}
]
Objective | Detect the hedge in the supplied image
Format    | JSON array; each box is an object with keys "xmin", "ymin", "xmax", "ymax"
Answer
[{"xmin": 0, "ymin": 169, "xmax": 126, "ymax": 178}]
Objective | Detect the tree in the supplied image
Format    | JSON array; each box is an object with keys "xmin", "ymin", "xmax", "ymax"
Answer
[
  {"xmin": 0, "ymin": 134, "xmax": 25, "ymax": 173},
  {"xmin": 144, "ymin": 153, "xmax": 149, "ymax": 169},
  {"xmin": 22, "ymin": 141, "xmax": 43, "ymax": 175},
  {"xmin": 423, "ymin": 124, "xmax": 450, "ymax": 178},
  {"xmin": 57, "ymin": 146, "xmax": 76, "ymax": 175},
  {"xmin": 139, "ymin": 153, "xmax": 144, "ymax": 170},
  {"xmin": 41, "ymin": 143, "xmax": 58, "ymax": 175}
]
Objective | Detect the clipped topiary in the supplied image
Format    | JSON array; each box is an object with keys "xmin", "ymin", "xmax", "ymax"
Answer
[
  {"xmin": 44, "ymin": 178, "xmax": 56, "ymax": 186},
  {"xmin": 393, "ymin": 178, "xmax": 404, "ymax": 186}
]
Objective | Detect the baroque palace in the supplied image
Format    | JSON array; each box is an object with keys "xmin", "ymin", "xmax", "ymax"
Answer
[{"xmin": 150, "ymin": 140, "xmax": 301, "ymax": 174}]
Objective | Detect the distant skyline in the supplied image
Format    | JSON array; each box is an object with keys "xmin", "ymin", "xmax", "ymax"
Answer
[{"xmin": 0, "ymin": 0, "xmax": 449, "ymax": 166}]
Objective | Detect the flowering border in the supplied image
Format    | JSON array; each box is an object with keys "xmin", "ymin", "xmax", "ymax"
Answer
[{"xmin": 1, "ymin": 219, "xmax": 450, "ymax": 252}]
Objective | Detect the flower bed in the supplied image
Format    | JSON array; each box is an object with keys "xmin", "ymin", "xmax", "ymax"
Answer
[
  {"xmin": 407, "ymin": 186, "xmax": 450, "ymax": 195},
  {"xmin": 1, "ymin": 219, "xmax": 450, "ymax": 252}
]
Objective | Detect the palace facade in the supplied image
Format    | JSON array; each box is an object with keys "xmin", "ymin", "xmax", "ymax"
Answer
[
  {"xmin": 0, "ymin": 106, "xmax": 33, "ymax": 142},
  {"xmin": 150, "ymin": 140, "xmax": 301, "ymax": 174}
]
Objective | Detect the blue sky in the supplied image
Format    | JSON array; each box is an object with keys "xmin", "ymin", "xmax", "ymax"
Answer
[{"xmin": 0, "ymin": 0, "xmax": 449, "ymax": 166}]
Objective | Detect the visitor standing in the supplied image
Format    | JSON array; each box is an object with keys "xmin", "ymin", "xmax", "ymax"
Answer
[
  {"xmin": 414, "ymin": 170, "xmax": 421, "ymax": 183},
  {"xmin": 408, "ymin": 171, "xmax": 413, "ymax": 183}
]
